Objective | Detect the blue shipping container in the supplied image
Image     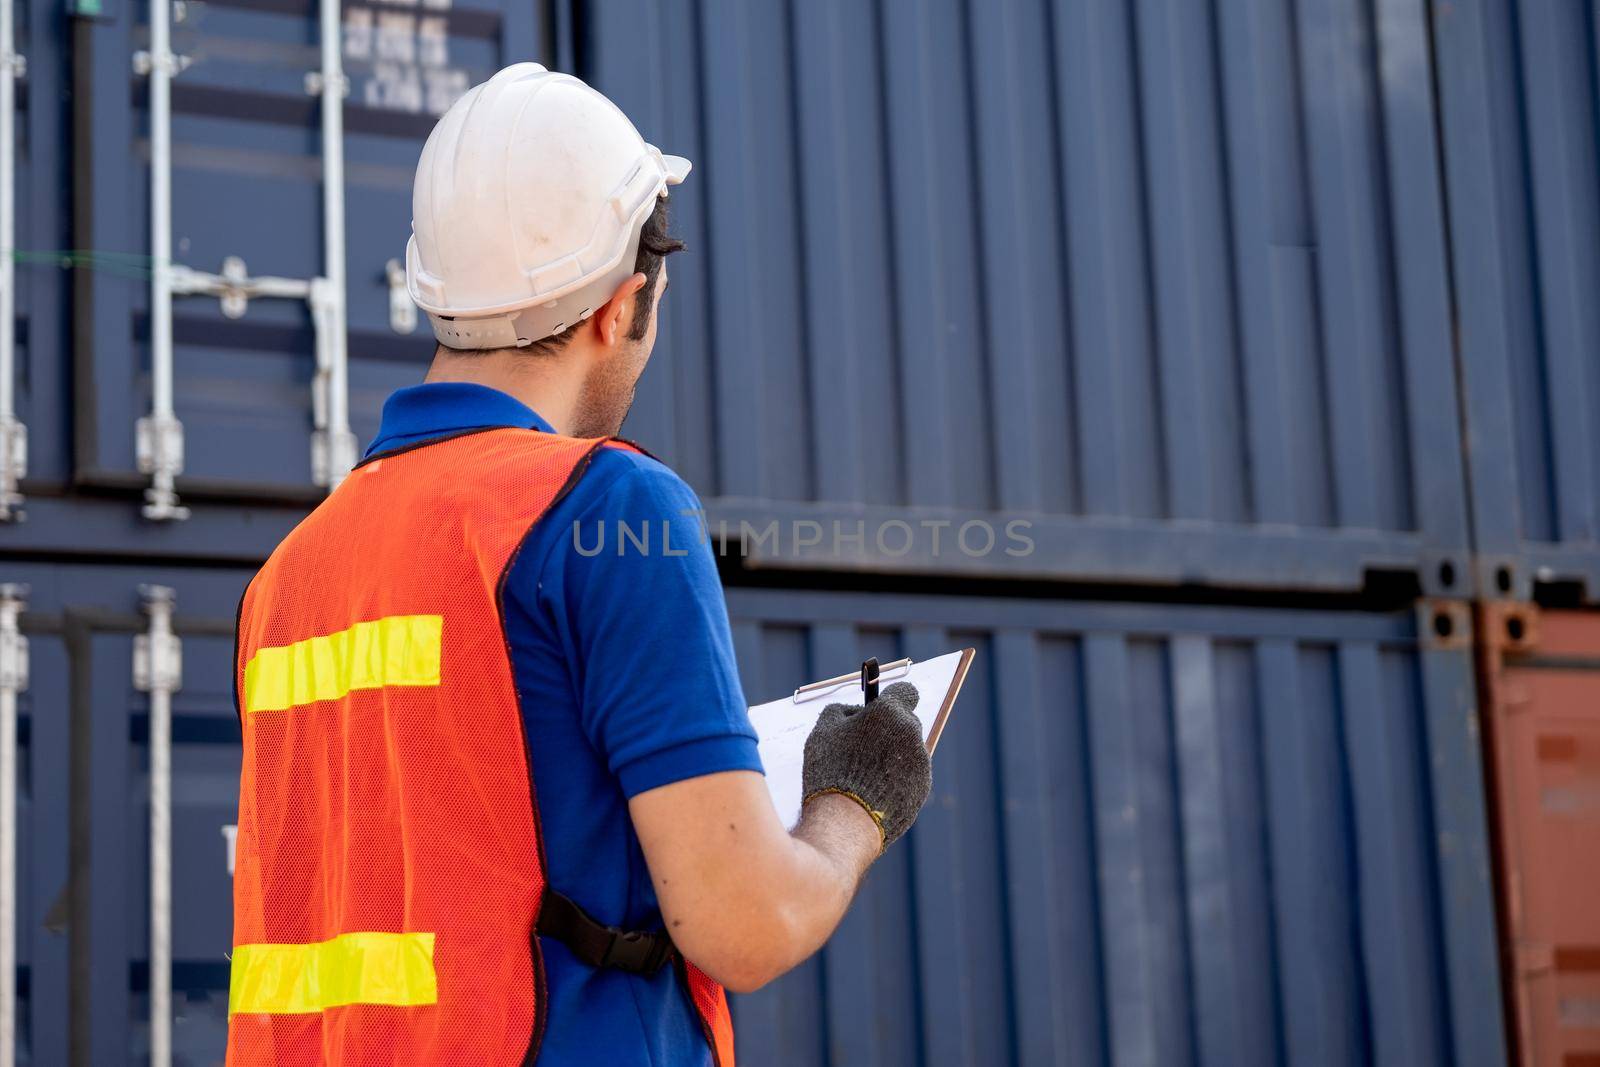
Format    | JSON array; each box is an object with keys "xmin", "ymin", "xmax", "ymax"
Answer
[
  {"xmin": 0, "ymin": 0, "xmax": 1491, "ymax": 597},
  {"xmin": 0, "ymin": 0, "xmax": 1589, "ymax": 1062},
  {"xmin": 1435, "ymin": 0, "xmax": 1600, "ymax": 602},
  {"xmin": 67, "ymin": 0, "xmax": 544, "ymax": 499},
  {"xmin": 0, "ymin": 564, "xmax": 1507, "ymax": 1065},
  {"xmin": 582, "ymin": 0, "xmax": 1474, "ymax": 594}
]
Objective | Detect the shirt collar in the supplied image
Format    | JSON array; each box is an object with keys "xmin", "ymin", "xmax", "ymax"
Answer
[{"xmin": 364, "ymin": 382, "xmax": 556, "ymax": 458}]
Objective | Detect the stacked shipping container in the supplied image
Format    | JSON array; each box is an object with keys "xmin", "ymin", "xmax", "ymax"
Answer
[
  {"xmin": 580, "ymin": 2, "xmax": 1509, "ymax": 1063},
  {"xmin": 1476, "ymin": 605, "xmax": 1600, "ymax": 1067},
  {"xmin": 1434, "ymin": 1, "xmax": 1600, "ymax": 1062},
  {"xmin": 0, "ymin": 0, "xmax": 1591, "ymax": 1062},
  {"xmin": 1435, "ymin": 0, "xmax": 1600, "ymax": 603}
]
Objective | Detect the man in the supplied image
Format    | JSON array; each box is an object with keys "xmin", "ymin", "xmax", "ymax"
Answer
[{"xmin": 226, "ymin": 64, "xmax": 933, "ymax": 1065}]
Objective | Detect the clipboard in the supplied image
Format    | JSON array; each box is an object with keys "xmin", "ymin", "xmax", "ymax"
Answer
[{"xmin": 749, "ymin": 648, "xmax": 977, "ymax": 829}]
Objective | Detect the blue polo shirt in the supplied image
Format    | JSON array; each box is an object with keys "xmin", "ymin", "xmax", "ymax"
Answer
[{"xmin": 365, "ymin": 382, "xmax": 760, "ymax": 1066}]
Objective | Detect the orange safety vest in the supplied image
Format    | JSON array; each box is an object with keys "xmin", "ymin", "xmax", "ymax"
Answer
[{"xmin": 227, "ymin": 427, "xmax": 737, "ymax": 1066}]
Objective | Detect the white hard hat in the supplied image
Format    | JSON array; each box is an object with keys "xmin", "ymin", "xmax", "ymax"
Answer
[{"xmin": 406, "ymin": 63, "xmax": 692, "ymax": 349}]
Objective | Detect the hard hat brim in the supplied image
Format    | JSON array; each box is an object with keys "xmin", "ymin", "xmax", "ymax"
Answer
[{"xmin": 660, "ymin": 153, "xmax": 692, "ymax": 185}]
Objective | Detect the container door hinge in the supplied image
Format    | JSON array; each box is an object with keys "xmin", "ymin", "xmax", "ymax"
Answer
[
  {"xmin": 131, "ymin": 48, "xmax": 190, "ymax": 78},
  {"xmin": 303, "ymin": 70, "xmax": 350, "ymax": 98},
  {"xmin": 133, "ymin": 585, "xmax": 182, "ymax": 695},
  {"xmin": 386, "ymin": 259, "xmax": 417, "ymax": 334},
  {"xmin": 135, "ymin": 414, "xmax": 189, "ymax": 522},
  {"xmin": 0, "ymin": 585, "xmax": 27, "ymax": 703},
  {"xmin": 0, "ymin": 415, "xmax": 25, "ymax": 522}
]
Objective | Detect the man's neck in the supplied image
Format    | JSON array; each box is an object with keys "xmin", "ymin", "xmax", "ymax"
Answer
[{"xmin": 424, "ymin": 347, "xmax": 584, "ymax": 435}]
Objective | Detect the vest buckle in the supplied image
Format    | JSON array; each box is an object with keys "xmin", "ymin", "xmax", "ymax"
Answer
[
  {"xmin": 537, "ymin": 888, "xmax": 678, "ymax": 976},
  {"xmin": 601, "ymin": 928, "xmax": 675, "ymax": 975}
]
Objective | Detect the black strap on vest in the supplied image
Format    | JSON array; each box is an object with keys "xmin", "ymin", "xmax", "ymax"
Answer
[{"xmin": 537, "ymin": 889, "xmax": 678, "ymax": 976}]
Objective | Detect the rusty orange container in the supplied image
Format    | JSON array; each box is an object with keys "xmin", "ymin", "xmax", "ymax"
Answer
[{"xmin": 1479, "ymin": 605, "xmax": 1600, "ymax": 1066}]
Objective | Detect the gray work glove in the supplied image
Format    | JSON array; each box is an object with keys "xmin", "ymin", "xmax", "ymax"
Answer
[{"xmin": 800, "ymin": 682, "xmax": 933, "ymax": 851}]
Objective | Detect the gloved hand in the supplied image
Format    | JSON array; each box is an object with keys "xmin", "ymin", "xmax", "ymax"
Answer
[{"xmin": 800, "ymin": 681, "xmax": 932, "ymax": 851}]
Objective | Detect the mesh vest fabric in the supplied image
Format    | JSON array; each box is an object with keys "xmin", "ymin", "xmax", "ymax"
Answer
[{"xmin": 227, "ymin": 428, "xmax": 735, "ymax": 1066}]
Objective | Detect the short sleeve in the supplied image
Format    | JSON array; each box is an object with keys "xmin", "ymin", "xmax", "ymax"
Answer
[{"xmin": 523, "ymin": 452, "xmax": 761, "ymax": 798}]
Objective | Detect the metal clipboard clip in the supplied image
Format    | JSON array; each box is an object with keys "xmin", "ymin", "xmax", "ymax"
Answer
[{"xmin": 791, "ymin": 657, "xmax": 912, "ymax": 704}]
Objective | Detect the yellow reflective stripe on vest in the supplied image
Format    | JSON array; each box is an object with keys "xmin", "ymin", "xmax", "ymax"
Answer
[
  {"xmin": 243, "ymin": 614, "xmax": 443, "ymax": 713},
  {"xmin": 229, "ymin": 931, "xmax": 438, "ymax": 1015}
]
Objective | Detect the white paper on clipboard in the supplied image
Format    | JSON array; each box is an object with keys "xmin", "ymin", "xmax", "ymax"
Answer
[{"xmin": 749, "ymin": 648, "xmax": 976, "ymax": 830}]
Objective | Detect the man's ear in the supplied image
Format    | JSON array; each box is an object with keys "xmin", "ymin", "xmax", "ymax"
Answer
[{"xmin": 594, "ymin": 272, "xmax": 648, "ymax": 348}]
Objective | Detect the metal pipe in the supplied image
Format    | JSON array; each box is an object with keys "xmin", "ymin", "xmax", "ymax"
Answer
[
  {"xmin": 136, "ymin": 0, "xmax": 187, "ymax": 521},
  {"xmin": 135, "ymin": 585, "xmax": 180, "ymax": 1067},
  {"xmin": 309, "ymin": 276, "xmax": 332, "ymax": 483},
  {"xmin": 0, "ymin": 583, "xmax": 27, "ymax": 1067},
  {"xmin": 149, "ymin": 652, "xmax": 172, "ymax": 1067},
  {"xmin": 0, "ymin": 0, "xmax": 25, "ymax": 522},
  {"xmin": 313, "ymin": 0, "xmax": 356, "ymax": 489}
]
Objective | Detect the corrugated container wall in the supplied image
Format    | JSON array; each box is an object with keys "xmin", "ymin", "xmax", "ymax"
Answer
[
  {"xmin": 1, "ymin": 0, "xmax": 1489, "ymax": 598},
  {"xmin": 0, "ymin": 0, "xmax": 1580, "ymax": 1062},
  {"xmin": 0, "ymin": 568, "xmax": 1508, "ymax": 1065},
  {"xmin": 580, "ymin": 0, "xmax": 1473, "ymax": 595},
  {"xmin": 1477, "ymin": 605, "xmax": 1600, "ymax": 1067},
  {"xmin": 68, "ymin": 0, "xmax": 537, "ymax": 497},
  {"xmin": 1435, "ymin": 0, "xmax": 1600, "ymax": 602},
  {"xmin": 2, "ymin": 0, "xmax": 550, "ymax": 556}
]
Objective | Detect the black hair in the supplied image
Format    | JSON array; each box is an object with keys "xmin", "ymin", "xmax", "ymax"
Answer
[{"xmin": 629, "ymin": 197, "xmax": 686, "ymax": 338}]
